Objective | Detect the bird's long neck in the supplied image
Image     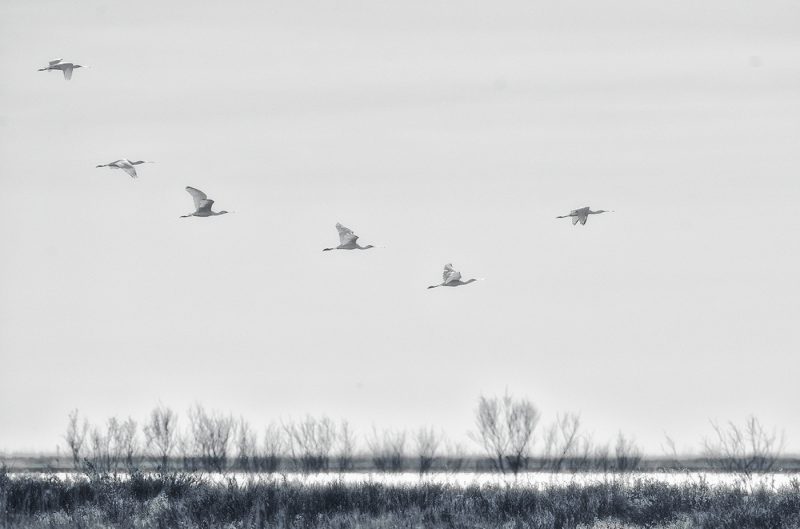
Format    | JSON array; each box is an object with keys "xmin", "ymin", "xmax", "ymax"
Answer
[
  {"xmin": 357, "ymin": 244, "xmax": 374, "ymax": 250},
  {"xmin": 464, "ymin": 279, "xmax": 477, "ymax": 285},
  {"xmin": 427, "ymin": 284, "xmax": 441, "ymax": 289}
]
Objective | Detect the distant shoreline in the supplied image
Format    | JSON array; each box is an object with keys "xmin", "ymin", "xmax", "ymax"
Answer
[{"xmin": 4, "ymin": 455, "xmax": 800, "ymax": 474}]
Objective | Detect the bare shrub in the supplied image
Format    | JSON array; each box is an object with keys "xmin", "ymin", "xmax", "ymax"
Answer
[
  {"xmin": 235, "ymin": 418, "xmax": 258, "ymax": 471},
  {"xmin": 117, "ymin": 417, "xmax": 139, "ymax": 468},
  {"xmin": 284, "ymin": 416, "xmax": 336, "ymax": 473},
  {"xmin": 64, "ymin": 409, "xmax": 89, "ymax": 470},
  {"xmin": 414, "ymin": 427, "xmax": 440, "ymax": 475},
  {"xmin": 144, "ymin": 405, "xmax": 178, "ymax": 471},
  {"xmin": 177, "ymin": 432, "xmax": 196, "ymax": 471},
  {"xmin": 188, "ymin": 404, "xmax": 235, "ymax": 471},
  {"xmin": 614, "ymin": 432, "xmax": 642, "ymax": 472},
  {"xmin": 542, "ymin": 413, "xmax": 583, "ymax": 472},
  {"xmin": 594, "ymin": 443, "xmax": 611, "ymax": 473},
  {"xmin": 336, "ymin": 420, "xmax": 356, "ymax": 472},
  {"xmin": 443, "ymin": 438, "xmax": 467, "ymax": 473},
  {"xmin": 367, "ymin": 427, "xmax": 407, "ymax": 472},
  {"xmin": 661, "ymin": 433, "xmax": 681, "ymax": 469},
  {"xmin": 471, "ymin": 392, "xmax": 540, "ymax": 475},
  {"xmin": 87, "ymin": 417, "xmax": 129, "ymax": 473},
  {"xmin": 702, "ymin": 415, "xmax": 785, "ymax": 478},
  {"xmin": 262, "ymin": 422, "xmax": 284, "ymax": 473}
]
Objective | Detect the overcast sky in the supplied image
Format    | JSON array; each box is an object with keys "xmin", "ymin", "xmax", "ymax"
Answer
[{"xmin": 1, "ymin": 0, "xmax": 799, "ymax": 455}]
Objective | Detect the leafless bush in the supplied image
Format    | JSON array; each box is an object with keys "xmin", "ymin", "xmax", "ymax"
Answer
[
  {"xmin": 144, "ymin": 405, "xmax": 178, "ymax": 471},
  {"xmin": 236, "ymin": 418, "xmax": 258, "ymax": 471},
  {"xmin": 367, "ymin": 427, "xmax": 407, "ymax": 472},
  {"xmin": 470, "ymin": 392, "xmax": 540, "ymax": 475},
  {"xmin": 661, "ymin": 433, "xmax": 681, "ymax": 469},
  {"xmin": 177, "ymin": 432, "xmax": 196, "ymax": 471},
  {"xmin": 64, "ymin": 409, "xmax": 89, "ymax": 470},
  {"xmin": 614, "ymin": 432, "xmax": 642, "ymax": 472},
  {"xmin": 702, "ymin": 415, "xmax": 785, "ymax": 478},
  {"xmin": 414, "ymin": 427, "xmax": 440, "ymax": 474},
  {"xmin": 443, "ymin": 438, "xmax": 467, "ymax": 473},
  {"xmin": 284, "ymin": 416, "xmax": 336, "ymax": 473},
  {"xmin": 261, "ymin": 422, "xmax": 285, "ymax": 473},
  {"xmin": 117, "ymin": 417, "xmax": 139, "ymax": 468},
  {"xmin": 87, "ymin": 417, "xmax": 131, "ymax": 473},
  {"xmin": 188, "ymin": 404, "xmax": 235, "ymax": 471},
  {"xmin": 336, "ymin": 420, "xmax": 357, "ymax": 472},
  {"xmin": 594, "ymin": 443, "xmax": 611, "ymax": 473},
  {"xmin": 541, "ymin": 413, "xmax": 586, "ymax": 472}
]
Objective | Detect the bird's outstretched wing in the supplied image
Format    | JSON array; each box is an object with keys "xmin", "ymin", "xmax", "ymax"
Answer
[
  {"xmin": 49, "ymin": 59, "xmax": 62, "ymax": 65},
  {"xmin": 336, "ymin": 223, "xmax": 358, "ymax": 245},
  {"xmin": 572, "ymin": 216, "xmax": 580, "ymax": 225},
  {"xmin": 198, "ymin": 199, "xmax": 214, "ymax": 212},
  {"xmin": 185, "ymin": 187, "xmax": 209, "ymax": 210},
  {"xmin": 443, "ymin": 263, "xmax": 461, "ymax": 284},
  {"xmin": 63, "ymin": 65, "xmax": 73, "ymax": 80},
  {"xmin": 120, "ymin": 164, "xmax": 137, "ymax": 178},
  {"xmin": 579, "ymin": 215, "xmax": 588, "ymax": 225}
]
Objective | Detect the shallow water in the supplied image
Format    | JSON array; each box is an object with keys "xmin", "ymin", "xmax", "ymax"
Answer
[{"xmin": 19, "ymin": 471, "xmax": 800, "ymax": 490}]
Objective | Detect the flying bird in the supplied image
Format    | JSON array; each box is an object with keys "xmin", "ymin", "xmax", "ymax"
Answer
[
  {"xmin": 95, "ymin": 159, "xmax": 152, "ymax": 179},
  {"xmin": 181, "ymin": 187, "xmax": 230, "ymax": 218},
  {"xmin": 38, "ymin": 59, "xmax": 86, "ymax": 80},
  {"xmin": 427, "ymin": 264, "xmax": 482, "ymax": 289},
  {"xmin": 556, "ymin": 206, "xmax": 612, "ymax": 225},
  {"xmin": 323, "ymin": 223, "xmax": 375, "ymax": 251}
]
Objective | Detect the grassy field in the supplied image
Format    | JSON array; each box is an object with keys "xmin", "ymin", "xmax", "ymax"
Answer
[{"xmin": 2, "ymin": 469, "xmax": 799, "ymax": 528}]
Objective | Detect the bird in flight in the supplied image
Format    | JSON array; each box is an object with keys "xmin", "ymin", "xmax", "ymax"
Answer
[
  {"xmin": 556, "ymin": 206, "xmax": 612, "ymax": 225},
  {"xmin": 181, "ymin": 187, "xmax": 230, "ymax": 218},
  {"xmin": 323, "ymin": 223, "xmax": 375, "ymax": 251},
  {"xmin": 427, "ymin": 264, "xmax": 482, "ymax": 289},
  {"xmin": 38, "ymin": 59, "xmax": 86, "ymax": 80},
  {"xmin": 95, "ymin": 159, "xmax": 153, "ymax": 179}
]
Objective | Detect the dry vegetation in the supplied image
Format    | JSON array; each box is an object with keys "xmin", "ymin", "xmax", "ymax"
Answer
[
  {"xmin": 1, "ymin": 468, "xmax": 799, "ymax": 529},
  {"xmin": 2, "ymin": 394, "xmax": 797, "ymax": 528},
  {"xmin": 6, "ymin": 394, "xmax": 796, "ymax": 477}
]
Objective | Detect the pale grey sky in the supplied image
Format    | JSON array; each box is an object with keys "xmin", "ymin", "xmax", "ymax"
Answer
[{"xmin": 1, "ymin": 0, "xmax": 799, "ymax": 455}]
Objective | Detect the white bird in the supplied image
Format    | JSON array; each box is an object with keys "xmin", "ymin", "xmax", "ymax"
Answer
[
  {"xmin": 556, "ymin": 206, "xmax": 612, "ymax": 225},
  {"xmin": 427, "ymin": 264, "xmax": 482, "ymax": 289},
  {"xmin": 181, "ymin": 186, "xmax": 230, "ymax": 218},
  {"xmin": 38, "ymin": 59, "xmax": 86, "ymax": 80},
  {"xmin": 323, "ymin": 223, "xmax": 375, "ymax": 251},
  {"xmin": 95, "ymin": 159, "xmax": 153, "ymax": 179}
]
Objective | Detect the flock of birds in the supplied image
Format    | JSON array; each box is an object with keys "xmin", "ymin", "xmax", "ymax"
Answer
[{"xmin": 39, "ymin": 57, "xmax": 613, "ymax": 290}]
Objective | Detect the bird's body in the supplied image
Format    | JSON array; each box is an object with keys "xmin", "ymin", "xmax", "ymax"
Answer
[
  {"xmin": 181, "ymin": 186, "xmax": 229, "ymax": 217},
  {"xmin": 556, "ymin": 206, "xmax": 611, "ymax": 225},
  {"xmin": 38, "ymin": 59, "xmax": 85, "ymax": 80},
  {"xmin": 427, "ymin": 264, "xmax": 482, "ymax": 289},
  {"xmin": 96, "ymin": 159, "xmax": 151, "ymax": 178},
  {"xmin": 323, "ymin": 223, "xmax": 374, "ymax": 251}
]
